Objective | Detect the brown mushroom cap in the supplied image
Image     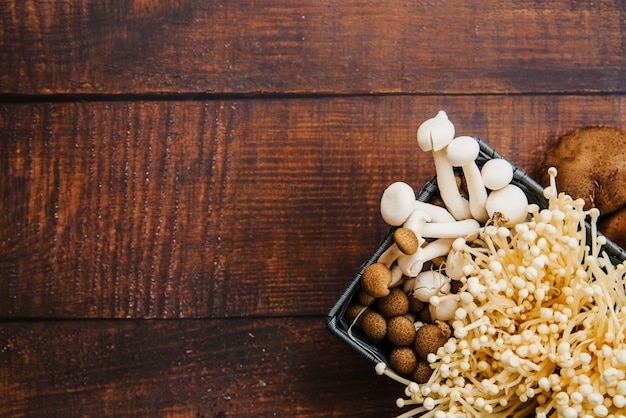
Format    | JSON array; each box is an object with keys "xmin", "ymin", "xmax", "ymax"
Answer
[
  {"xmin": 389, "ymin": 346, "xmax": 418, "ymax": 376},
  {"xmin": 356, "ymin": 290, "xmax": 376, "ymax": 306},
  {"xmin": 386, "ymin": 315, "xmax": 417, "ymax": 346},
  {"xmin": 408, "ymin": 294, "xmax": 426, "ymax": 313},
  {"xmin": 345, "ymin": 302, "xmax": 367, "ymax": 327},
  {"xmin": 537, "ymin": 126, "xmax": 626, "ymax": 215},
  {"xmin": 377, "ymin": 288, "xmax": 409, "ymax": 317},
  {"xmin": 411, "ymin": 357, "xmax": 434, "ymax": 383},
  {"xmin": 393, "ymin": 228, "xmax": 420, "ymax": 255},
  {"xmin": 361, "ymin": 310, "xmax": 387, "ymax": 343},
  {"xmin": 414, "ymin": 320, "xmax": 451, "ymax": 359},
  {"xmin": 361, "ymin": 263, "xmax": 392, "ymax": 298}
]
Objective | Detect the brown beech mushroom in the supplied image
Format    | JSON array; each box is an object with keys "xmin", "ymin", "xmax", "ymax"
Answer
[
  {"xmin": 389, "ymin": 346, "xmax": 418, "ymax": 375},
  {"xmin": 411, "ymin": 357, "xmax": 434, "ymax": 383},
  {"xmin": 345, "ymin": 302, "xmax": 367, "ymax": 327},
  {"xmin": 537, "ymin": 126, "xmax": 626, "ymax": 215},
  {"xmin": 377, "ymin": 287, "xmax": 410, "ymax": 317},
  {"xmin": 377, "ymin": 228, "xmax": 421, "ymax": 267},
  {"xmin": 361, "ymin": 310, "xmax": 387, "ymax": 343},
  {"xmin": 386, "ymin": 316, "xmax": 417, "ymax": 346},
  {"xmin": 414, "ymin": 320, "xmax": 451, "ymax": 359},
  {"xmin": 360, "ymin": 263, "xmax": 392, "ymax": 298}
]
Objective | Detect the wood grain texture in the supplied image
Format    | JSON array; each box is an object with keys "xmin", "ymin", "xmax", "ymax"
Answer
[
  {"xmin": 1, "ymin": 0, "xmax": 625, "ymax": 95},
  {"xmin": 2, "ymin": 96, "xmax": 625, "ymax": 319},
  {"xmin": 0, "ymin": 318, "xmax": 402, "ymax": 418}
]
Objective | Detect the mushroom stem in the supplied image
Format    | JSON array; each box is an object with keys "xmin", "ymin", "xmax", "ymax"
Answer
[
  {"xmin": 397, "ymin": 238, "xmax": 455, "ymax": 277},
  {"xmin": 416, "ymin": 111, "xmax": 471, "ymax": 221},
  {"xmin": 446, "ymin": 136, "xmax": 489, "ymax": 222},
  {"xmin": 433, "ymin": 148, "xmax": 472, "ymax": 220},
  {"xmin": 414, "ymin": 201, "xmax": 456, "ymax": 223},
  {"xmin": 421, "ymin": 219, "xmax": 481, "ymax": 239},
  {"xmin": 378, "ymin": 228, "xmax": 421, "ymax": 266}
]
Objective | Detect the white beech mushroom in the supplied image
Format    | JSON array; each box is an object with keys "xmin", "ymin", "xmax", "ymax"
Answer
[
  {"xmin": 446, "ymin": 135, "xmax": 489, "ymax": 222},
  {"xmin": 485, "ymin": 183, "xmax": 529, "ymax": 227},
  {"xmin": 380, "ymin": 182, "xmax": 417, "ymax": 226},
  {"xmin": 413, "ymin": 201, "xmax": 456, "ymax": 223},
  {"xmin": 403, "ymin": 209, "xmax": 480, "ymax": 240},
  {"xmin": 417, "ymin": 111, "xmax": 471, "ymax": 220},
  {"xmin": 411, "ymin": 270, "xmax": 451, "ymax": 303},
  {"xmin": 481, "ymin": 158, "xmax": 514, "ymax": 191},
  {"xmin": 421, "ymin": 219, "xmax": 480, "ymax": 239},
  {"xmin": 397, "ymin": 238, "xmax": 454, "ymax": 277}
]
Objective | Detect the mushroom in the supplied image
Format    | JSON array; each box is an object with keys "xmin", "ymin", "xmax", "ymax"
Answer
[
  {"xmin": 387, "ymin": 316, "xmax": 417, "ymax": 347},
  {"xmin": 377, "ymin": 228, "xmax": 421, "ymax": 267},
  {"xmin": 446, "ymin": 136, "xmax": 489, "ymax": 222},
  {"xmin": 414, "ymin": 200, "xmax": 456, "ymax": 223},
  {"xmin": 411, "ymin": 270, "xmax": 451, "ymax": 303},
  {"xmin": 389, "ymin": 346, "xmax": 418, "ymax": 375},
  {"xmin": 380, "ymin": 182, "xmax": 416, "ymax": 226},
  {"xmin": 421, "ymin": 219, "xmax": 480, "ymax": 239},
  {"xmin": 397, "ymin": 238, "xmax": 455, "ymax": 277},
  {"xmin": 377, "ymin": 287, "xmax": 410, "ymax": 317},
  {"xmin": 445, "ymin": 238, "xmax": 472, "ymax": 280},
  {"xmin": 360, "ymin": 263, "xmax": 392, "ymax": 298},
  {"xmin": 429, "ymin": 293, "xmax": 460, "ymax": 321},
  {"xmin": 417, "ymin": 111, "xmax": 471, "ymax": 220},
  {"xmin": 481, "ymin": 158, "xmax": 514, "ymax": 191},
  {"xmin": 414, "ymin": 320, "xmax": 451, "ymax": 360},
  {"xmin": 485, "ymin": 184, "xmax": 529, "ymax": 227},
  {"xmin": 411, "ymin": 357, "xmax": 434, "ymax": 383},
  {"xmin": 361, "ymin": 310, "xmax": 387, "ymax": 343},
  {"xmin": 403, "ymin": 209, "xmax": 480, "ymax": 240}
]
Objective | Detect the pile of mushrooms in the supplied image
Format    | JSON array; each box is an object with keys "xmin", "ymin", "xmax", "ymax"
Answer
[{"xmin": 346, "ymin": 111, "xmax": 626, "ymax": 418}]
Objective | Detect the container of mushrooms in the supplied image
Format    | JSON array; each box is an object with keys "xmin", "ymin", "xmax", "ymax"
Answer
[{"xmin": 327, "ymin": 111, "xmax": 626, "ymax": 418}]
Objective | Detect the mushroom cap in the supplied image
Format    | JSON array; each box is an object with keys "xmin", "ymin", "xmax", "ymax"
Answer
[
  {"xmin": 361, "ymin": 263, "xmax": 392, "ymax": 298},
  {"xmin": 429, "ymin": 295, "xmax": 460, "ymax": 321},
  {"xmin": 345, "ymin": 302, "xmax": 367, "ymax": 327},
  {"xmin": 481, "ymin": 158, "xmax": 514, "ymax": 190},
  {"xmin": 411, "ymin": 357, "xmax": 434, "ymax": 383},
  {"xmin": 485, "ymin": 184, "xmax": 529, "ymax": 227},
  {"xmin": 412, "ymin": 270, "xmax": 451, "ymax": 303},
  {"xmin": 414, "ymin": 321, "xmax": 451, "ymax": 359},
  {"xmin": 377, "ymin": 287, "xmax": 410, "ymax": 317},
  {"xmin": 446, "ymin": 136, "xmax": 480, "ymax": 167},
  {"xmin": 387, "ymin": 316, "xmax": 417, "ymax": 346},
  {"xmin": 417, "ymin": 110, "xmax": 455, "ymax": 152},
  {"xmin": 361, "ymin": 310, "xmax": 387, "ymax": 343},
  {"xmin": 393, "ymin": 228, "xmax": 420, "ymax": 255},
  {"xmin": 380, "ymin": 182, "xmax": 416, "ymax": 226},
  {"xmin": 389, "ymin": 346, "xmax": 418, "ymax": 375}
]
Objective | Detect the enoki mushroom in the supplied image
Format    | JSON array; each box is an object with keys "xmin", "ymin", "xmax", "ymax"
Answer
[{"xmin": 376, "ymin": 168, "xmax": 626, "ymax": 418}]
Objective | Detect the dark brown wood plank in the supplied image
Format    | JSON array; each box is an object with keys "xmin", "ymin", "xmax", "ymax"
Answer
[
  {"xmin": 0, "ymin": 318, "xmax": 401, "ymax": 418},
  {"xmin": 1, "ymin": 96, "xmax": 625, "ymax": 319},
  {"xmin": 1, "ymin": 1, "xmax": 625, "ymax": 95}
]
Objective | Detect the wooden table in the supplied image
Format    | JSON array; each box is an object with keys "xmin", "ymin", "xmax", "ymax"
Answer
[{"xmin": 1, "ymin": 1, "xmax": 625, "ymax": 417}]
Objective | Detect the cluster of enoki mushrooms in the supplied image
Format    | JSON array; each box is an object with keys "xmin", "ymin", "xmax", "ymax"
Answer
[{"xmin": 354, "ymin": 111, "xmax": 626, "ymax": 418}]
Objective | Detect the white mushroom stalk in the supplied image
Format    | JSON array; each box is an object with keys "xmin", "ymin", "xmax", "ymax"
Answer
[
  {"xmin": 446, "ymin": 135, "xmax": 489, "ymax": 222},
  {"xmin": 417, "ymin": 111, "xmax": 471, "ymax": 220}
]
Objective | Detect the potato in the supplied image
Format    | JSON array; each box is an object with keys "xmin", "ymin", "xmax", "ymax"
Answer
[
  {"xmin": 536, "ymin": 127, "xmax": 626, "ymax": 216},
  {"xmin": 598, "ymin": 204, "xmax": 626, "ymax": 251}
]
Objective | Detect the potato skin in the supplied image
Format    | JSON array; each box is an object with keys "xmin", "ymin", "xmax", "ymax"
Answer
[{"xmin": 536, "ymin": 127, "xmax": 626, "ymax": 216}]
